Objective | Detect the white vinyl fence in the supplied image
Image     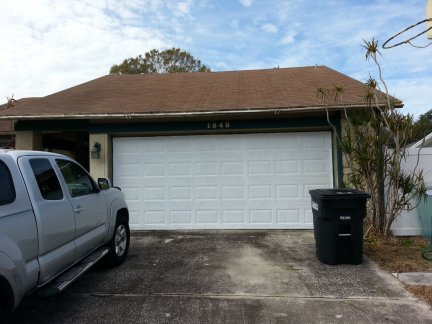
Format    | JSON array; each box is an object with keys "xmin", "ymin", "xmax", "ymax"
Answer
[{"xmin": 391, "ymin": 148, "xmax": 432, "ymax": 236}]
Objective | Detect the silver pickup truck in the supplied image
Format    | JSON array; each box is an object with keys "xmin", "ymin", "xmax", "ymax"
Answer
[{"xmin": 0, "ymin": 150, "xmax": 130, "ymax": 318}]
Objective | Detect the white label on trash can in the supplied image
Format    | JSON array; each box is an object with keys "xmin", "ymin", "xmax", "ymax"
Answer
[
  {"xmin": 340, "ymin": 216, "xmax": 351, "ymax": 220},
  {"xmin": 312, "ymin": 201, "xmax": 319, "ymax": 211}
]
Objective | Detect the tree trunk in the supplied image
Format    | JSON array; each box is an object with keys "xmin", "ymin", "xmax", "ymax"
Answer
[{"xmin": 376, "ymin": 127, "xmax": 386, "ymax": 234}]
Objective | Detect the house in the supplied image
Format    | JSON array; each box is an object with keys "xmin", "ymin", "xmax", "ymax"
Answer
[
  {"xmin": 0, "ymin": 120, "xmax": 14, "ymax": 148},
  {"xmin": 392, "ymin": 131, "xmax": 432, "ymax": 235},
  {"xmin": 410, "ymin": 132, "xmax": 432, "ymax": 148},
  {"xmin": 0, "ymin": 66, "xmax": 395, "ymax": 230}
]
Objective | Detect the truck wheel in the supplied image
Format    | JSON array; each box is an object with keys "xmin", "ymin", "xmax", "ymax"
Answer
[
  {"xmin": 106, "ymin": 217, "xmax": 130, "ymax": 267},
  {"xmin": 0, "ymin": 278, "xmax": 14, "ymax": 320}
]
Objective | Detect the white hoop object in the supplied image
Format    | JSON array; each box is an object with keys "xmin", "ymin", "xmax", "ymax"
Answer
[
  {"xmin": 382, "ymin": 18, "xmax": 432, "ymax": 49},
  {"xmin": 427, "ymin": 0, "xmax": 432, "ymax": 39}
]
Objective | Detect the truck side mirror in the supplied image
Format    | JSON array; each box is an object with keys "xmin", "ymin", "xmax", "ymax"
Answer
[{"xmin": 98, "ymin": 178, "xmax": 111, "ymax": 190}]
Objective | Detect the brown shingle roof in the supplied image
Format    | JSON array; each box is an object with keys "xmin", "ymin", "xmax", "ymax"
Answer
[{"xmin": 0, "ymin": 66, "xmax": 397, "ymax": 119}]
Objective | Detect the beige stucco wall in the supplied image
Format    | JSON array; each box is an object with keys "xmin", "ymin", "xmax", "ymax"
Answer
[
  {"xmin": 89, "ymin": 133, "xmax": 112, "ymax": 181},
  {"xmin": 15, "ymin": 130, "xmax": 43, "ymax": 150}
]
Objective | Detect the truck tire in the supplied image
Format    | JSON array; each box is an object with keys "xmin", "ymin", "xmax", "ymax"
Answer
[
  {"xmin": 106, "ymin": 216, "xmax": 130, "ymax": 267},
  {"xmin": 0, "ymin": 277, "xmax": 14, "ymax": 320}
]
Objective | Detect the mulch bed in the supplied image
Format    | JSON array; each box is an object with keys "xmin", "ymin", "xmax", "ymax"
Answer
[{"xmin": 364, "ymin": 234, "xmax": 432, "ymax": 305}]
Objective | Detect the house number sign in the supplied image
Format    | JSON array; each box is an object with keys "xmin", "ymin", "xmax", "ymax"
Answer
[{"xmin": 206, "ymin": 121, "xmax": 231, "ymax": 129}]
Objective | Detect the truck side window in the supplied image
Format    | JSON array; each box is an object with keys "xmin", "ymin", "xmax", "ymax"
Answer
[
  {"xmin": 56, "ymin": 159, "xmax": 97, "ymax": 198},
  {"xmin": 29, "ymin": 158, "xmax": 63, "ymax": 200},
  {"xmin": 0, "ymin": 161, "xmax": 16, "ymax": 205}
]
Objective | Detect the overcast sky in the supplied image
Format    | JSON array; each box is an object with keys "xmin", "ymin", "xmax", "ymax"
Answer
[{"xmin": 1, "ymin": 0, "xmax": 431, "ymax": 117}]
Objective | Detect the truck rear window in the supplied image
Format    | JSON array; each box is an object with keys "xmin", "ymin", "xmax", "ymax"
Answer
[
  {"xmin": 29, "ymin": 158, "xmax": 63, "ymax": 200},
  {"xmin": 0, "ymin": 161, "xmax": 16, "ymax": 205}
]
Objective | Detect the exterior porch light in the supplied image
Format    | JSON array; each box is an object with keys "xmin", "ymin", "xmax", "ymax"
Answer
[{"xmin": 91, "ymin": 142, "xmax": 101, "ymax": 159}]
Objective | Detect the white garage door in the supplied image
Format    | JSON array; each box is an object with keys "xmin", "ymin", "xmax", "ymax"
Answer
[{"xmin": 113, "ymin": 132, "xmax": 333, "ymax": 230}]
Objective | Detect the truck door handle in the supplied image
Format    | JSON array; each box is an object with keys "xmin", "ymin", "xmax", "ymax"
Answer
[{"xmin": 74, "ymin": 206, "xmax": 84, "ymax": 214}]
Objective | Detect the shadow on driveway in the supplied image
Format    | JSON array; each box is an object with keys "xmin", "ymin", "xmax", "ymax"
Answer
[{"xmin": 8, "ymin": 231, "xmax": 432, "ymax": 323}]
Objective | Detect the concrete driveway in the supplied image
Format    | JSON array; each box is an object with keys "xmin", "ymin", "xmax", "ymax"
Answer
[{"xmin": 8, "ymin": 231, "xmax": 432, "ymax": 323}]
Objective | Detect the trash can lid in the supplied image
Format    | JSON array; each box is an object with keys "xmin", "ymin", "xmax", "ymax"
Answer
[{"xmin": 309, "ymin": 188, "xmax": 371, "ymax": 200}]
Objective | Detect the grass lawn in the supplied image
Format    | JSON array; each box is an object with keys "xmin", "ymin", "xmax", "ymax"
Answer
[{"xmin": 364, "ymin": 235, "xmax": 432, "ymax": 305}]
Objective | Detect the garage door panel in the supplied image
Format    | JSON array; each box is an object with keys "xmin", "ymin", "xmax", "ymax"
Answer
[
  {"xmin": 303, "ymin": 160, "xmax": 329, "ymax": 174},
  {"xmin": 115, "ymin": 164, "xmax": 140, "ymax": 177},
  {"xmin": 222, "ymin": 162, "xmax": 244, "ymax": 175},
  {"xmin": 169, "ymin": 210, "xmax": 193, "ymax": 224},
  {"xmin": 144, "ymin": 163, "xmax": 166, "ymax": 176},
  {"xmin": 195, "ymin": 186, "xmax": 219, "ymax": 199},
  {"xmin": 277, "ymin": 207, "xmax": 300, "ymax": 219},
  {"xmin": 305, "ymin": 209, "xmax": 314, "ymax": 224},
  {"xmin": 143, "ymin": 210, "xmax": 166, "ymax": 225},
  {"xmin": 141, "ymin": 141, "xmax": 166, "ymax": 152},
  {"xmin": 222, "ymin": 210, "xmax": 246, "ymax": 223},
  {"xmin": 275, "ymin": 160, "xmax": 299, "ymax": 174},
  {"xmin": 249, "ymin": 209, "xmax": 273, "ymax": 223},
  {"xmin": 168, "ymin": 139, "xmax": 193, "ymax": 152},
  {"xmin": 113, "ymin": 132, "xmax": 333, "ymax": 230},
  {"xmin": 222, "ymin": 186, "xmax": 245, "ymax": 199},
  {"xmin": 275, "ymin": 184, "xmax": 300, "ymax": 199},
  {"xmin": 143, "ymin": 187, "xmax": 165, "ymax": 200},
  {"xmin": 169, "ymin": 163, "xmax": 192, "ymax": 176},
  {"xmin": 248, "ymin": 183, "xmax": 272, "ymax": 194},
  {"xmin": 122, "ymin": 187, "xmax": 140, "ymax": 200},
  {"xmin": 196, "ymin": 210, "xmax": 219, "ymax": 224}
]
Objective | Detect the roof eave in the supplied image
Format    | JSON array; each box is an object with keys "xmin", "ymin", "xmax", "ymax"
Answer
[{"xmin": 0, "ymin": 103, "xmax": 389, "ymax": 120}]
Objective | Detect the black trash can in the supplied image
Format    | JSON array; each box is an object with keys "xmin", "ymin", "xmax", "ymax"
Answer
[{"xmin": 309, "ymin": 189, "xmax": 370, "ymax": 265}]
